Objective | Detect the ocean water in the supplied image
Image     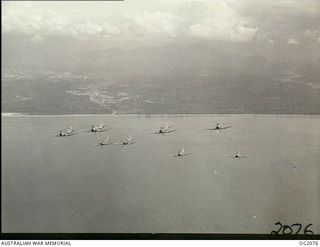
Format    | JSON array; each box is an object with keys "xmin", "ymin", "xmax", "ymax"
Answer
[{"xmin": 2, "ymin": 114, "xmax": 319, "ymax": 233}]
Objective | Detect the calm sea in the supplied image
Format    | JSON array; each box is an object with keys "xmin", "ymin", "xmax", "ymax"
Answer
[{"xmin": 2, "ymin": 114, "xmax": 319, "ymax": 233}]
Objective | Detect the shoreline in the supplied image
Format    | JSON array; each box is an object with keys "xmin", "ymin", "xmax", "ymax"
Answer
[{"xmin": 2, "ymin": 112, "xmax": 320, "ymax": 118}]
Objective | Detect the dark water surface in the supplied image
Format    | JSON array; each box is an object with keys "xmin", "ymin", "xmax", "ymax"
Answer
[{"xmin": 2, "ymin": 114, "xmax": 319, "ymax": 233}]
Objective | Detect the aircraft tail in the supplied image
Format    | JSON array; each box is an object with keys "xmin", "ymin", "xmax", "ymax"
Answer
[{"xmin": 67, "ymin": 126, "xmax": 73, "ymax": 133}]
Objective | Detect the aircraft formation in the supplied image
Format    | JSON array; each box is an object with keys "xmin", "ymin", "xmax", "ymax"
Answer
[{"xmin": 54, "ymin": 122, "xmax": 246, "ymax": 159}]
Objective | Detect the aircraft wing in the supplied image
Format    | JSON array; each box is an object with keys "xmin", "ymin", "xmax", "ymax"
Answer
[
  {"xmin": 93, "ymin": 142, "xmax": 113, "ymax": 146},
  {"xmin": 83, "ymin": 130, "xmax": 92, "ymax": 133},
  {"xmin": 181, "ymin": 153, "xmax": 192, "ymax": 156},
  {"xmin": 97, "ymin": 128, "xmax": 111, "ymax": 132},
  {"xmin": 169, "ymin": 154, "xmax": 177, "ymax": 157},
  {"xmin": 66, "ymin": 132, "xmax": 78, "ymax": 136},
  {"xmin": 53, "ymin": 132, "xmax": 77, "ymax": 137},
  {"xmin": 102, "ymin": 141, "xmax": 113, "ymax": 145},
  {"xmin": 165, "ymin": 129, "xmax": 177, "ymax": 134},
  {"xmin": 220, "ymin": 126, "xmax": 233, "ymax": 129},
  {"xmin": 172, "ymin": 153, "xmax": 192, "ymax": 157},
  {"xmin": 152, "ymin": 130, "xmax": 163, "ymax": 134}
]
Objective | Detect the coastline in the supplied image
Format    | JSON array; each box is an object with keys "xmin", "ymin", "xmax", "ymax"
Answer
[{"xmin": 2, "ymin": 112, "xmax": 320, "ymax": 118}]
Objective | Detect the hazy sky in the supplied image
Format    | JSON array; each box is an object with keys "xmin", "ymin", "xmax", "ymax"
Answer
[{"xmin": 2, "ymin": 0, "xmax": 320, "ymax": 46}]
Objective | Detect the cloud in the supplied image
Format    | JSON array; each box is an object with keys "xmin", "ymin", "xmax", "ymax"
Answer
[
  {"xmin": 189, "ymin": 22, "xmax": 257, "ymax": 42},
  {"xmin": 70, "ymin": 21, "xmax": 103, "ymax": 37},
  {"xmin": 123, "ymin": 11, "xmax": 183, "ymax": 37},
  {"xmin": 288, "ymin": 38, "xmax": 299, "ymax": 45},
  {"xmin": 2, "ymin": 1, "xmax": 257, "ymax": 42},
  {"xmin": 188, "ymin": 2, "xmax": 258, "ymax": 41},
  {"xmin": 2, "ymin": 3, "xmax": 70, "ymax": 40},
  {"xmin": 101, "ymin": 23, "xmax": 122, "ymax": 37},
  {"xmin": 2, "ymin": 3, "xmax": 183, "ymax": 41},
  {"xmin": 30, "ymin": 34, "xmax": 44, "ymax": 43},
  {"xmin": 2, "ymin": 0, "xmax": 318, "ymax": 44},
  {"xmin": 238, "ymin": 0, "xmax": 319, "ymax": 43}
]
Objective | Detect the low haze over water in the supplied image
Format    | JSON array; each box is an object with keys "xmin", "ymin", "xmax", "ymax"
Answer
[{"xmin": 2, "ymin": 114, "xmax": 319, "ymax": 233}]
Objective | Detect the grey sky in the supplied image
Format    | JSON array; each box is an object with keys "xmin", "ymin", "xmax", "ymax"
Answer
[{"xmin": 2, "ymin": 0, "xmax": 319, "ymax": 46}]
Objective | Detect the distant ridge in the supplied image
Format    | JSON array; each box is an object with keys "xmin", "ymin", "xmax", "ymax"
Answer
[{"xmin": 2, "ymin": 41, "xmax": 319, "ymax": 115}]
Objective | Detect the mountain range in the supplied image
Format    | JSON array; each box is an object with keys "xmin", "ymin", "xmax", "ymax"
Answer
[{"xmin": 2, "ymin": 35, "xmax": 319, "ymax": 114}]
